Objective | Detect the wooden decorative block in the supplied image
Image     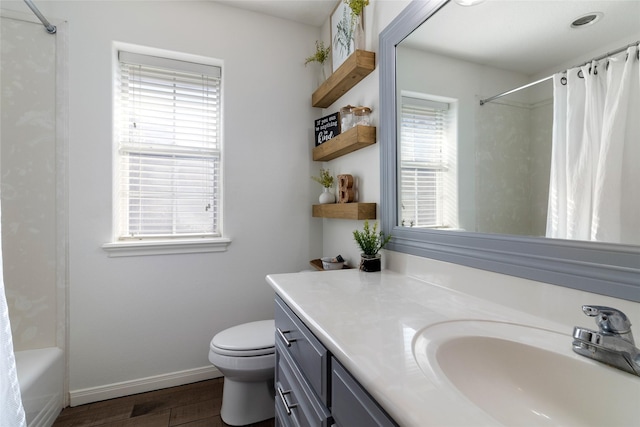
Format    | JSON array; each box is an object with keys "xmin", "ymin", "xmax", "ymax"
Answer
[{"xmin": 337, "ymin": 174, "xmax": 355, "ymax": 203}]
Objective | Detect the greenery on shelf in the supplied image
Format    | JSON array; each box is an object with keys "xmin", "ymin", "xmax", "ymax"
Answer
[
  {"xmin": 353, "ymin": 220, "xmax": 391, "ymax": 256},
  {"xmin": 305, "ymin": 40, "xmax": 331, "ymax": 66},
  {"xmin": 311, "ymin": 168, "xmax": 334, "ymax": 188},
  {"xmin": 345, "ymin": 0, "xmax": 369, "ymax": 20}
]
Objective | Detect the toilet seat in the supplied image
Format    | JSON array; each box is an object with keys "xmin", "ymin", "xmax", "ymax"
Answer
[{"xmin": 211, "ymin": 319, "xmax": 275, "ymax": 357}]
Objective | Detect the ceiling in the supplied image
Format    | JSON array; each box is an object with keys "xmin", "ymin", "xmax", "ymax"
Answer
[
  {"xmin": 213, "ymin": 1, "xmax": 640, "ymax": 75},
  {"xmin": 402, "ymin": 0, "xmax": 640, "ymax": 75},
  {"xmin": 212, "ymin": 0, "xmax": 337, "ymax": 27}
]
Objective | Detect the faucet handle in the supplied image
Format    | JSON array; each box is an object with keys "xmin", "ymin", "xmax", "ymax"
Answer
[{"xmin": 582, "ymin": 305, "xmax": 632, "ymax": 335}]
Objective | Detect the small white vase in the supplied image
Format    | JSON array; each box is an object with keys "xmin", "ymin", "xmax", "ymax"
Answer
[{"xmin": 319, "ymin": 187, "xmax": 335, "ymax": 204}]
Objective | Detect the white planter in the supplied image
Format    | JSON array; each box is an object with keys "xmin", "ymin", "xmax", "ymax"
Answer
[{"xmin": 319, "ymin": 187, "xmax": 335, "ymax": 204}]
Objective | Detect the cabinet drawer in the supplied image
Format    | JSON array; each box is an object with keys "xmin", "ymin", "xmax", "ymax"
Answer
[
  {"xmin": 276, "ymin": 339, "xmax": 331, "ymax": 427},
  {"xmin": 331, "ymin": 358, "xmax": 398, "ymax": 427},
  {"xmin": 275, "ymin": 395, "xmax": 293, "ymax": 427},
  {"xmin": 275, "ymin": 296, "xmax": 329, "ymax": 404}
]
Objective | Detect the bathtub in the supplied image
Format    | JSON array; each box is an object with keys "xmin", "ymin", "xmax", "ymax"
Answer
[{"xmin": 15, "ymin": 348, "xmax": 64, "ymax": 427}]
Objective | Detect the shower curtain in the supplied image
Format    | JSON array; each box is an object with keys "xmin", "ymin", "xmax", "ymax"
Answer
[
  {"xmin": 0, "ymin": 200, "xmax": 27, "ymax": 426},
  {"xmin": 547, "ymin": 45, "xmax": 640, "ymax": 243}
]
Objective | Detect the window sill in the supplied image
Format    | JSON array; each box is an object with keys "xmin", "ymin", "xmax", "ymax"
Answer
[{"xmin": 102, "ymin": 237, "xmax": 231, "ymax": 257}]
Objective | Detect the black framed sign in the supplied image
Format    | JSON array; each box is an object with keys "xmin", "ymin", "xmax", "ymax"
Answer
[{"xmin": 314, "ymin": 112, "xmax": 341, "ymax": 146}]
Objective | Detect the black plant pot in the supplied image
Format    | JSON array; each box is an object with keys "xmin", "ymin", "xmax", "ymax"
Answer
[{"xmin": 359, "ymin": 254, "xmax": 381, "ymax": 272}]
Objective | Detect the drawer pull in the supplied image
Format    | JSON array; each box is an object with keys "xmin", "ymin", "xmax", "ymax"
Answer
[
  {"xmin": 277, "ymin": 327, "xmax": 296, "ymax": 347},
  {"xmin": 277, "ymin": 386, "xmax": 298, "ymax": 415}
]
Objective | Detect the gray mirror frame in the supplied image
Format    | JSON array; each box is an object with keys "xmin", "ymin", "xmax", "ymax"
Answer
[{"xmin": 380, "ymin": 0, "xmax": 640, "ymax": 302}]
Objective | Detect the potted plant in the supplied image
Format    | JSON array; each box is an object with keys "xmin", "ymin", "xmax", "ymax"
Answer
[
  {"xmin": 305, "ymin": 40, "xmax": 331, "ymax": 86},
  {"xmin": 311, "ymin": 168, "xmax": 335, "ymax": 204},
  {"xmin": 352, "ymin": 220, "xmax": 391, "ymax": 272}
]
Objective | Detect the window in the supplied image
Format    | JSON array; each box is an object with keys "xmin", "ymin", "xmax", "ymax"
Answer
[
  {"xmin": 399, "ymin": 95, "xmax": 457, "ymax": 228},
  {"xmin": 107, "ymin": 50, "xmax": 227, "ymax": 256}
]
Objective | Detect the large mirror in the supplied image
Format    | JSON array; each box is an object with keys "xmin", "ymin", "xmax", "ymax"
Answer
[{"xmin": 380, "ymin": 0, "xmax": 640, "ymax": 301}]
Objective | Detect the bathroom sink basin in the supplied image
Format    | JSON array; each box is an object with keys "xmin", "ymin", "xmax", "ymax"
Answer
[{"xmin": 413, "ymin": 321, "xmax": 640, "ymax": 426}]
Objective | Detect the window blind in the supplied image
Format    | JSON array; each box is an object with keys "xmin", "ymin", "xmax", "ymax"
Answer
[
  {"xmin": 116, "ymin": 52, "xmax": 222, "ymax": 239},
  {"xmin": 400, "ymin": 97, "xmax": 448, "ymax": 227}
]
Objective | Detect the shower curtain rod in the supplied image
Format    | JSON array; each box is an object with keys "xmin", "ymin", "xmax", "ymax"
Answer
[
  {"xmin": 479, "ymin": 41, "xmax": 640, "ymax": 106},
  {"xmin": 23, "ymin": 0, "xmax": 56, "ymax": 34}
]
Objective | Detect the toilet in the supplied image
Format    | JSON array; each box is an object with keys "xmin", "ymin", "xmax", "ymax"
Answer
[{"xmin": 208, "ymin": 319, "xmax": 276, "ymax": 426}]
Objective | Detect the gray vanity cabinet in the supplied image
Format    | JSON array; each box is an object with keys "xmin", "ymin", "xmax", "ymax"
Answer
[
  {"xmin": 274, "ymin": 296, "xmax": 398, "ymax": 427},
  {"xmin": 275, "ymin": 340, "xmax": 331, "ymax": 427},
  {"xmin": 331, "ymin": 359, "xmax": 398, "ymax": 427},
  {"xmin": 275, "ymin": 296, "xmax": 331, "ymax": 427}
]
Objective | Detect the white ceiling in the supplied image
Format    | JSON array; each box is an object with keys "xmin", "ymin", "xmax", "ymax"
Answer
[
  {"xmin": 212, "ymin": 1, "xmax": 639, "ymax": 76},
  {"xmin": 212, "ymin": 0, "xmax": 338, "ymax": 27},
  {"xmin": 403, "ymin": 0, "xmax": 640, "ymax": 75}
]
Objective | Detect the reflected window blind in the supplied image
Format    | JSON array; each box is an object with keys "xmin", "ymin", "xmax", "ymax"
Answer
[
  {"xmin": 116, "ymin": 52, "xmax": 222, "ymax": 239},
  {"xmin": 400, "ymin": 97, "xmax": 448, "ymax": 227}
]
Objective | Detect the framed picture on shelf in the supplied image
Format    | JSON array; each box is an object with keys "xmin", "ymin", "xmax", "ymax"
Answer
[{"xmin": 330, "ymin": 0, "xmax": 355, "ymax": 72}]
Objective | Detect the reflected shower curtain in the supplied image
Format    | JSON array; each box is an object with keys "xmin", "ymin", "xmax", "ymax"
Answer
[
  {"xmin": 547, "ymin": 45, "xmax": 640, "ymax": 243},
  {"xmin": 0, "ymin": 199, "xmax": 26, "ymax": 426}
]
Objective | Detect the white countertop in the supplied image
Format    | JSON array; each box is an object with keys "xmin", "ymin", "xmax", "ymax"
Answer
[{"xmin": 266, "ymin": 269, "xmax": 579, "ymax": 427}]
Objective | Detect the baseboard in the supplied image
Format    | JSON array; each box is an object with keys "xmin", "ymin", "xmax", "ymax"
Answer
[
  {"xmin": 69, "ymin": 365, "xmax": 222, "ymax": 407},
  {"xmin": 28, "ymin": 392, "xmax": 63, "ymax": 427}
]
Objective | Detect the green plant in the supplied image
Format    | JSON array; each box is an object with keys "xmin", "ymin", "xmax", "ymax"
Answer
[
  {"xmin": 311, "ymin": 168, "xmax": 334, "ymax": 188},
  {"xmin": 344, "ymin": 0, "xmax": 369, "ymax": 19},
  {"xmin": 305, "ymin": 40, "xmax": 331, "ymax": 66},
  {"xmin": 353, "ymin": 220, "xmax": 392, "ymax": 256}
]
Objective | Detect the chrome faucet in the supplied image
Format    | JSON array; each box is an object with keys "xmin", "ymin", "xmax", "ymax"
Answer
[{"xmin": 573, "ymin": 305, "xmax": 640, "ymax": 376}]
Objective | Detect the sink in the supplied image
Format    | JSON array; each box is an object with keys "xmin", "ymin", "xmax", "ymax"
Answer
[{"xmin": 413, "ymin": 320, "xmax": 640, "ymax": 426}]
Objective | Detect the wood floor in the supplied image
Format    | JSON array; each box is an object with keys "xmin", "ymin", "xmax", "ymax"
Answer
[{"xmin": 52, "ymin": 378, "xmax": 275, "ymax": 427}]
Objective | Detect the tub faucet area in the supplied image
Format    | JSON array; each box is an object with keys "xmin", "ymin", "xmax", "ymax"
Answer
[{"xmin": 573, "ymin": 305, "xmax": 640, "ymax": 376}]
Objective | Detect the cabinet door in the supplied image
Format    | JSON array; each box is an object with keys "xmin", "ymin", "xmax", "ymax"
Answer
[
  {"xmin": 331, "ymin": 358, "xmax": 398, "ymax": 427},
  {"xmin": 275, "ymin": 296, "xmax": 329, "ymax": 404},
  {"xmin": 276, "ymin": 340, "xmax": 331, "ymax": 427}
]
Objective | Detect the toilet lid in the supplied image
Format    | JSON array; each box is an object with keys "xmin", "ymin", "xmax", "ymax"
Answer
[{"xmin": 211, "ymin": 319, "xmax": 275, "ymax": 356}]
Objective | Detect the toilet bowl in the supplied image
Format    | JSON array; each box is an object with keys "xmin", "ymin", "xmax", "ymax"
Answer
[{"xmin": 209, "ymin": 319, "xmax": 275, "ymax": 426}]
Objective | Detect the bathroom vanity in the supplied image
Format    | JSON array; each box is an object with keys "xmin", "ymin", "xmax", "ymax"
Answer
[
  {"xmin": 274, "ymin": 295, "xmax": 396, "ymax": 426},
  {"xmin": 267, "ymin": 268, "xmax": 640, "ymax": 426}
]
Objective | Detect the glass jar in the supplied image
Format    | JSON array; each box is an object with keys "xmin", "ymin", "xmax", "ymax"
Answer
[
  {"xmin": 340, "ymin": 105, "xmax": 354, "ymax": 131},
  {"xmin": 352, "ymin": 106, "xmax": 372, "ymax": 126}
]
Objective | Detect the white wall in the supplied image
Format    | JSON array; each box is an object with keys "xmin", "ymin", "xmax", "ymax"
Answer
[
  {"xmin": 3, "ymin": 0, "xmax": 323, "ymax": 403},
  {"xmin": 319, "ymin": 0, "xmax": 410, "ymax": 266}
]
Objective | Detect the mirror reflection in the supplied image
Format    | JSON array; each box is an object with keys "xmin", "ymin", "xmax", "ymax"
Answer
[{"xmin": 396, "ymin": 0, "xmax": 640, "ymax": 244}]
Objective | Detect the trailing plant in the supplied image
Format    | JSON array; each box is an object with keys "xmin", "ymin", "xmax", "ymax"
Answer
[
  {"xmin": 353, "ymin": 220, "xmax": 392, "ymax": 256},
  {"xmin": 311, "ymin": 168, "xmax": 334, "ymax": 188},
  {"xmin": 345, "ymin": 0, "xmax": 369, "ymax": 20},
  {"xmin": 304, "ymin": 40, "xmax": 331, "ymax": 66}
]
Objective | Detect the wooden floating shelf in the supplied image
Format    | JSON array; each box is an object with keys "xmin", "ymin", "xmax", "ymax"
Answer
[
  {"xmin": 312, "ymin": 203, "xmax": 376, "ymax": 220},
  {"xmin": 313, "ymin": 125, "xmax": 376, "ymax": 161},
  {"xmin": 312, "ymin": 50, "xmax": 376, "ymax": 108}
]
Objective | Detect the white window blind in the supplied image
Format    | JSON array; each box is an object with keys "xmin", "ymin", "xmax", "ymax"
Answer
[
  {"xmin": 116, "ymin": 51, "xmax": 222, "ymax": 240},
  {"xmin": 400, "ymin": 97, "xmax": 449, "ymax": 227}
]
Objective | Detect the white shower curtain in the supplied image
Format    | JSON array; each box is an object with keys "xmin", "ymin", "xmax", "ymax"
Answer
[
  {"xmin": 547, "ymin": 45, "xmax": 640, "ymax": 243},
  {"xmin": 0, "ymin": 198, "xmax": 27, "ymax": 426}
]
